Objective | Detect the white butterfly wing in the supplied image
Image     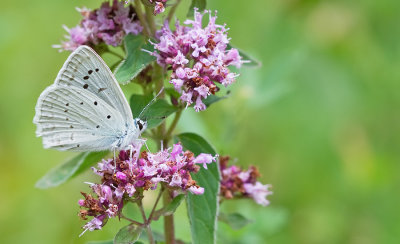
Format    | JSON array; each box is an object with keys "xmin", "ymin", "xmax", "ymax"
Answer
[
  {"xmin": 34, "ymin": 46, "xmax": 139, "ymax": 151},
  {"xmin": 34, "ymin": 85, "xmax": 127, "ymax": 151},
  {"xmin": 54, "ymin": 45, "xmax": 133, "ymax": 122}
]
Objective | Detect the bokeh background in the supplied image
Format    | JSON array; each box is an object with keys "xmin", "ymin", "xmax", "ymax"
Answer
[{"xmin": 1, "ymin": 0, "xmax": 400, "ymax": 243}]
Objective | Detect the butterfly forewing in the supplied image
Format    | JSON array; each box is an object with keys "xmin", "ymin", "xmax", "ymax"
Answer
[
  {"xmin": 34, "ymin": 85, "xmax": 127, "ymax": 151},
  {"xmin": 55, "ymin": 46, "xmax": 133, "ymax": 123}
]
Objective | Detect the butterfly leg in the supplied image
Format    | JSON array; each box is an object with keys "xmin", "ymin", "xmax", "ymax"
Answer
[
  {"xmin": 113, "ymin": 146, "xmax": 117, "ymax": 173},
  {"xmin": 128, "ymin": 144, "xmax": 134, "ymax": 159}
]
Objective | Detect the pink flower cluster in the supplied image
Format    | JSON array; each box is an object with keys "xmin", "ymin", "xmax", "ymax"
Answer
[
  {"xmin": 78, "ymin": 143, "xmax": 217, "ymax": 235},
  {"xmin": 54, "ymin": 0, "xmax": 142, "ymax": 51},
  {"xmin": 150, "ymin": 9, "xmax": 244, "ymax": 111},
  {"xmin": 219, "ymin": 156, "xmax": 272, "ymax": 206}
]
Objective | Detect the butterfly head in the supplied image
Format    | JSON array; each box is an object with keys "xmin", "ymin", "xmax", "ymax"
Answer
[{"xmin": 134, "ymin": 118, "xmax": 147, "ymax": 133}]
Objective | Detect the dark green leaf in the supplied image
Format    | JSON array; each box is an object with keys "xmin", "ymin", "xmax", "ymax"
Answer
[
  {"xmin": 227, "ymin": 44, "xmax": 261, "ymax": 68},
  {"xmin": 130, "ymin": 94, "xmax": 178, "ymax": 129},
  {"xmin": 174, "ymin": 133, "xmax": 220, "ymax": 244},
  {"xmin": 87, "ymin": 241, "xmax": 113, "ymax": 244},
  {"xmin": 114, "ymin": 34, "xmax": 155, "ymax": 84},
  {"xmin": 218, "ymin": 212, "xmax": 253, "ymax": 230},
  {"xmin": 152, "ymin": 194, "xmax": 185, "ymax": 221},
  {"xmin": 187, "ymin": 0, "xmax": 207, "ymax": 17},
  {"xmin": 202, "ymin": 95, "xmax": 226, "ymax": 107},
  {"xmin": 114, "ymin": 224, "xmax": 143, "ymax": 244},
  {"xmin": 164, "ymin": 88, "xmax": 181, "ymax": 100},
  {"xmin": 139, "ymin": 230, "xmax": 164, "ymax": 242},
  {"xmin": 35, "ymin": 151, "xmax": 109, "ymax": 189}
]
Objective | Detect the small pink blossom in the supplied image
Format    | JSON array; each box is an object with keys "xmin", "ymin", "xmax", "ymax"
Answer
[
  {"xmin": 243, "ymin": 182, "xmax": 273, "ymax": 206},
  {"xmin": 194, "ymin": 153, "xmax": 217, "ymax": 169},
  {"xmin": 188, "ymin": 186, "xmax": 205, "ymax": 195},
  {"xmin": 78, "ymin": 199, "xmax": 85, "ymax": 206},
  {"xmin": 116, "ymin": 172, "xmax": 127, "ymax": 181}
]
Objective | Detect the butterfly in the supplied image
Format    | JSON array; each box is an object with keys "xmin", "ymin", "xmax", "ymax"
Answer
[{"xmin": 33, "ymin": 45, "xmax": 147, "ymax": 152}]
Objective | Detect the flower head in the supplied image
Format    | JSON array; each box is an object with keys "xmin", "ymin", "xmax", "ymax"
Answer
[
  {"xmin": 148, "ymin": 0, "xmax": 168, "ymax": 15},
  {"xmin": 54, "ymin": 0, "xmax": 142, "ymax": 51},
  {"xmin": 78, "ymin": 142, "xmax": 216, "ymax": 234},
  {"xmin": 150, "ymin": 9, "xmax": 244, "ymax": 111},
  {"xmin": 219, "ymin": 156, "xmax": 272, "ymax": 206}
]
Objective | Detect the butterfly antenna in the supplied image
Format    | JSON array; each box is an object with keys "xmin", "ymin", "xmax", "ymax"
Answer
[{"xmin": 138, "ymin": 87, "xmax": 164, "ymax": 119}]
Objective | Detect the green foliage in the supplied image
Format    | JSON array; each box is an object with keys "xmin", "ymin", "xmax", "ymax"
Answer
[
  {"xmin": 187, "ymin": 0, "xmax": 207, "ymax": 17},
  {"xmin": 114, "ymin": 34, "xmax": 155, "ymax": 84},
  {"xmin": 218, "ymin": 212, "xmax": 253, "ymax": 230},
  {"xmin": 35, "ymin": 151, "xmax": 109, "ymax": 189},
  {"xmin": 130, "ymin": 94, "xmax": 178, "ymax": 129},
  {"xmin": 152, "ymin": 194, "xmax": 185, "ymax": 221},
  {"xmin": 202, "ymin": 95, "xmax": 226, "ymax": 107},
  {"xmin": 114, "ymin": 224, "xmax": 143, "ymax": 244},
  {"xmin": 175, "ymin": 133, "xmax": 220, "ymax": 244},
  {"xmin": 87, "ymin": 241, "xmax": 113, "ymax": 244}
]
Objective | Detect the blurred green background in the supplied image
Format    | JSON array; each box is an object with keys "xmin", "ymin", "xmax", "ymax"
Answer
[{"xmin": 1, "ymin": 0, "xmax": 400, "ymax": 243}]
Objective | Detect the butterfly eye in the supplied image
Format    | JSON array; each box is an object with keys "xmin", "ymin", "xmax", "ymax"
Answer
[{"xmin": 137, "ymin": 121, "xmax": 143, "ymax": 131}]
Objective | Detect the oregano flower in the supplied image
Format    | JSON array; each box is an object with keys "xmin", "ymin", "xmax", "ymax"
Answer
[
  {"xmin": 149, "ymin": 9, "xmax": 246, "ymax": 111},
  {"xmin": 78, "ymin": 143, "xmax": 217, "ymax": 235},
  {"xmin": 219, "ymin": 156, "xmax": 273, "ymax": 206},
  {"xmin": 54, "ymin": 0, "xmax": 142, "ymax": 51}
]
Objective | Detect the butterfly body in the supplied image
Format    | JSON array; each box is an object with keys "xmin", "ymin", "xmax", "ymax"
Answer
[{"xmin": 34, "ymin": 46, "xmax": 146, "ymax": 152}]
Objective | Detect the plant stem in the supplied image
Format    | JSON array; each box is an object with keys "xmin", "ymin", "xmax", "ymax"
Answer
[
  {"xmin": 165, "ymin": 109, "xmax": 182, "ymax": 144},
  {"xmin": 167, "ymin": 0, "xmax": 181, "ymax": 23},
  {"xmin": 138, "ymin": 200, "xmax": 155, "ymax": 244},
  {"xmin": 148, "ymin": 188, "xmax": 165, "ymax": 221},
  {"xmin": 145, "ymin": 6, "xmax": 157, "ymax": 36},
  {"xmin": 134, "ymin": 0, "xmax": 150, "ymax": 37},
  {"xmin": 120, "ymin": 214, "xmax": 144, "ymax": 226},
  {"xmin": 151, "ymin": 63, "xmax": 176, "ymax": 243},
  {"xmin": 163, "ymin": 190, "xmax": 175, "ymax": 244}
]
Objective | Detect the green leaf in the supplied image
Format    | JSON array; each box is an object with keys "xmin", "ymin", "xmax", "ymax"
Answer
[
  {"xmin": 87, "ymin": 241, "xmax": 113, "ymax": 244},
  {"xmin": 139, "ymin": 230, "xmax": 164, "ymax": 242},
  {"xmin": 187, "ymin": 0, "xmax": 207, "ymax": 17},
  {"xmin": 174, "ymin": 133, "xmax": 220, "ymax": 244},
  {"xmin": 114, "ymin": 224, "xmax": 143, "ymax": 244},
  {"xmin": 130, "ymin": 94, "xmax": 178, "ymax": 129},
  {"xmin": 35, "ymin": 151, "xmax": 109, "ymax": 189},
  {"xmin": 227, "ymin": 44, "xmax": 261, "ymax": 68},
  {"xmin": 218, "ymin": 212, "xmax": 253, "ymax": 230},
  {"xmin": 152, "ymin": 194, "xmax": 185, "ymax": 221},
  {"xmin": 114, "ymin": 34, "xmax": 155, "ymax": 84},
  {"xmin": 164, "ymin": 88, "xmax": 180, "ymax": 100},
  {"xmin": 202, "ymin": 95, "xmax": 226, "ymax": 107}
]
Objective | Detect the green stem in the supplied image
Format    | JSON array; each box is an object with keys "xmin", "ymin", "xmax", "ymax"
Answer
[
  {"xmin": 167, "ymin": 0, "xmax": 181, "ymax": 23},
  {"xmin": 148, "ymin": 188, "xmax": 165, "ymax": 221},
  {"xmin": 145, "ymin": 6, "xmax": 157, "ymax": 36},
  {"xmin": 163, "ymin": 189, "xmax": 175, "ymax": 244},
  {"xmin": 137, "ymin": 200, "xmax": 155, "ymax": 244},
  {"xmin": 120, "ymin": 214, "xmax": 144, "ymax": 226},
  {"xmin": 165, "ymin": 109, "xmax": 182, "ymax": 144},
  {"xmin": 134, "ymin": 0, "xmax": 150, "ymax": 37}
]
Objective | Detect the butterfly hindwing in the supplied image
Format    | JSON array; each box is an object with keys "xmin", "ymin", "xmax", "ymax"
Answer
[{"xmin": 34, "ymin": 85, "xmax": 126, "ymax": 151}]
